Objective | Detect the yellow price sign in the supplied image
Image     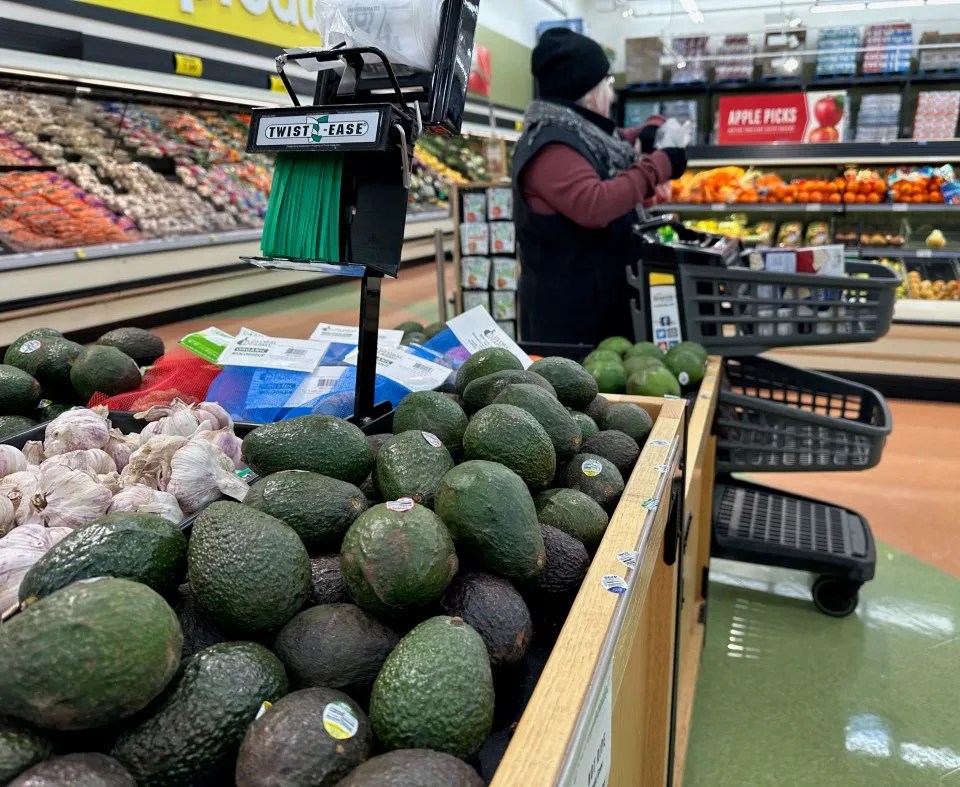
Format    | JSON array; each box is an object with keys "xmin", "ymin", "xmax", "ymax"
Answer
[
  {"xmin": 269, "ymin": 74, "xmax": 286, "ymax": 93},
  {"xmin": 174, "ymin": 53, "xmax": 203, "ymax": 78}
]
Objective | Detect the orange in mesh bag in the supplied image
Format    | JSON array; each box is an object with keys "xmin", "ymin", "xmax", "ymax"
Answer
[{"xmin": 88, "ymin": 347, "xmax": 223, "ymax": 411}]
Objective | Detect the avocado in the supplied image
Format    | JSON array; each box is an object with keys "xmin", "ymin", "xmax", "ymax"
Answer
[
  {"xmin": 571, "ymin": 411, "xmax": 599, "ymax": 441},
  {"xmin": 462, "ymin": 404, "xmax": 556, "ymax": 491},
  {"xmin": 0, "ymin": 415, "xmax": 35, "ymax": 439},
  {"xmin": 70, "ymin": 346, "xmax": 141, "ymax": 401},
  {"xmin": 335, "ymin": 749, "xmax": 483, "ymax": 787},
  {"xmin": 461, "ymin": 369, "xmax": 556, "ymax": 414},
  {"xmin": 187, "ymin": 501, "xmax": 311, "ymax": 634},
  {"xmin": 588, "ymin": 363, "xmax": 627, "ymax": 394},
  {"xmin": 361, "ymin": 436, "xmax": 393, "ymax": 504},
  {"xmin": 9, "ymin": 753, "xmax": 134, "ymax": 787},
  {"xmin": 626, "ymin": 365, "xmax": 681, "ymax": 398},
  {"xmin": 601, "ymin": 402, "xmax": 654, "ymax": 445},
  {"xmin": 96, "ymin": 328, "xmax": 165, "ymax": 367},
  {"xmin": 274, "ymin": 604, "xmax": 399, "ymax": 696},
  {"xmin": 434, "ymin": 460, "xmax": 545, "ymax": 582},
  {"xmin": 625, "ymin": 341, "xmax": 665, "ymax": 360},
  {"xmin": 441, "ymin": 572, "xmax": 532, "ymax": 668},
  {"xmin": 582, "ymin": 430, "xmax": 641, "ymax": 479},
  {"xmin": 671, "ymin": 341, "xmax": 708, "ymax": 365},
  {"xmin": 34, "ymin": 401, "xmax": 73, "ymax": 422},
  {"xmin": 664, "ymin": 346, "xmax": 706, "ymax": 387},
  {"xmin": 3, "ymin": 331, "xmax": 63, "ymax": 376},
  {"xmin": 370, "ymin": 616, "xmax": 494, "ymax": 758},
  {"xmin": 583, "ymin": 395, "xmax": 609, "ymax": 424},
  {"xmin": 392, "ymin": 391, "xmax": 467, "ymax": 454},
  {"xmin": 172, "ymin": 583, "xmax": 227, "ymax": 659},
  {"xmin": 422, "ymin": 322, "xmax": 447, "ymax": 340},
  {"xmin": 0, "ymin": 365, "xmax": 41, "ymax": 416},
  {"xmin": 583, "ymin": 349, "xmax": 621, "ymax": 366},
  {"xmin": 529, "ymin": 357, "xmax": 598, "ymax": 409},
  {"xmin": 521, "ymin": 525, "xmax": 590, "ymax": 603},
  {"xmin": 28, "ymin": 339, "xmax": 83, "ymax": 403},
  {"xmin": 493, "ymin": 384, "xmax": 582, "ymax": 461},
  {"xmin": 400, "ymin": 332, "xmax": 427, "ymax": 347},
  {"xmin": 0, "ymin": 578, "xmax": 182, "ymax": 730},
  {"xmin": 562, "ymin": 453, "xmax": 625, "ymax": 513},
  {"xmin": 366, "ymin": 433, "xmax": 393, "ymax": 458},
  {"xmin": 0, "ymin": 719, "xmax": 52, "ymax": 784},
  {"xmin": 373, "ymin": 431, "xmax": 454, "ymax": 508},
  {"xmin": 623, "ymin": 355, "xmax": 666, "ymax": 378},
  {"xmin": 310, "ymin": 555, "xmax": 349, "ymax": 606},
  {"xmin": 19, "ymin": 513, "xmax": 188, "ymax": 602},
  {"xmin": 596, "ymin": 336, "xmax": 633, "ymax": 357},
  {"xmin": 393, "ymin": 321, "xmax": 423, "ymax": 335},
  {"xmin": 111, "ymin": 642, "xmax": 288, "ymax": 787},
  {"xmin": 243, "ymin": 470, "xmax": 367, "ymax": 553},
  {"xmin": 236, "ymin": 688, "xmax": 373, "ymax": 787},
  {"xmin": 454, "ymin": 348, "xmax": 523, "ymax": 395},
  {"xmin": 534, "ymin": 488, "xmax": 610, "ymax": 551},
  {"xmin": 340, "ymin": 503, "xmax": 457, "ymax": 619},
  {"xmin": 241, "ymin": 415, "xmax": 372, "ymax": 486}
]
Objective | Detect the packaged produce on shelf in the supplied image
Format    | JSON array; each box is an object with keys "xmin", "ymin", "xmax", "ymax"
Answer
[
  {"xmin": 776, "ymin": 222, "xmax": 803, "ymax": 247},
  {"xmin": 461, "ymin": 256, "xmax": 492, "ymax": 289},
  {"xmin": 904, "ymin": 268, "xmax": 960, "ymax": 300},
  {"xmin": 714, "ymin": 35, "xmax": 754, "ymax": 81},
  {"xmin": 913, "ymin": 91, "xmax": 960, "ymax": 142},
  {"xmin": 816, "ymin": 27, "xmax": 860, "ymax": 77},
  {"xmin": 862, "ymin": 23, "xmax": 912, "ymax": 74},
  {"xmin": 918, "ymin": 32, "xmax": 960, "ymax": 72},
  {"xmin": 886, "ymin": 166, "xmax": 951, "ymax": 204},
  {"xmin": 841, "ymin": 168, "xmax": 888, "ymax": 204},
  {"xmin": 805, "ymin": 222, "xmax": 832, "ymax": 246},
  {"xmin": 0, "ymin": 133, "xmax": 43, "ymax": 167},
  {"xmin": 855, "ymin": 95, "xmax": 901, "ymax": 143}
]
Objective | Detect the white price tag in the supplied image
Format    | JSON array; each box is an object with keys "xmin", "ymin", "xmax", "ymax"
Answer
[
  {"xmin": 805, "ymin": 203, "xmax": 822, "ymax": 212},
  {"xmin": 446, "ymin": 307, "xmax": 531, "ymax": 367},
  {"xmin": 710, "ymin": 202, "xmax": 726, "ymax": 211},
  {"xmin": 218, "ymin": 333, "xmax": 329, "ymax": 373},
  {"xmin": 892, "ymin": 203, "xmax": 908, "ymax": 212},
  {"xmin": 915, "ymin": 250, "xmax": 933, "ymax": 258},
  {"xmin": 343, "ymin": 346, "xmax": 451, "ymax": 391},
  {"xmin": 284, "ymin": 366, "xmax": 348, "ymax": 407},
  {"xmin": 309, "ymin": 322, "xmax": 404, "ymax": 346}
]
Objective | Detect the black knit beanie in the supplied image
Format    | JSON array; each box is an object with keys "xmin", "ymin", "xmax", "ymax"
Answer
[{"xmin": 532, "ymin": 28, "xmax": 610, "ymax": 102}]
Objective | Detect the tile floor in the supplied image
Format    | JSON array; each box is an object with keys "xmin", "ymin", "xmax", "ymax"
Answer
[{"xmin": 155, "ymin": 265, "xmax": 960, "ymax": 787}]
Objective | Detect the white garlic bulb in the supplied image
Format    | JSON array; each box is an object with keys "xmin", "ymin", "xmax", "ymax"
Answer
[
  {"xmin": 0, "ymin": 496, "xmax": 16, "ymax": 537},
  {"xmin": 44, "ymin": 408, "xmax": 110, "ymax": 456},
  {"xmin": 20, "ymin": 464, "xmax": 112, "ymax": 529},
  {"xmin": 196, "ymin": 428, "xmax": 243, "ymax": 470},
  {"xmin": 120, "ymin": 435, "xmax": 189, "ymax": 491},
  {"xmin": 0, "ymin": 524, "xmax": 72, "ymax": 609},
  {"xmin": 21, "ymin": 441, "xmax": 45, "ymax": 466},
  {"xmin": 0, "ymin": 446, "xmax": 27, "ymax": 478},
  {"xmin": 98, "ymin": 472, "xmax": 122, "ymax": 495},
  {"xmin": 0, "ymin": 469, "xmax": 42, "ymax": 526},
  {"xmin": 44, "ymin": 448, "xmax": 117, "ymax": 477},
  {"xmin": 103, "ymin": 428, "xmax": 139, "ymax": 471},
  {"xmin": 108, "ymin": 484, "xmax": 183, "ymax": 524},
  {"xmin": 197, "ymin": 402, "xmax": 233, "ymax": 430},
  {"xmin": 166, "ymin": 438, "xmax": 248, "ymax": 514}
]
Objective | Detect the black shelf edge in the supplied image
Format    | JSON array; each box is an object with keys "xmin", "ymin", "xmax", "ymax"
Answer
[
  {"xmin": 845, "ymin": 203, "xmax": 957, "ymax": 213},
  {"xmin": 857, "ymin": 247, "xmax": 960, "ymax": 260},
  {"xmin": 652, "ymin": 203, "xmax": 845, "ymax": 214}
]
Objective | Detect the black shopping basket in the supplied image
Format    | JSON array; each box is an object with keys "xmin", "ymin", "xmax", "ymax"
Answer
[{"xmin": 714, "ymin": 356, "xmax": 892, "ymax": 472}]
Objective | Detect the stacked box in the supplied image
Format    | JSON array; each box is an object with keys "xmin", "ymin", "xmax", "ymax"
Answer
[
  {"xmin": 855, "ymin": 94, "xmax": 901, "ymax": 142},
  {"xmin": 816, "ymin": 27, "xmax": 859, "ymax": 77},
  {"xmin": 670, "ymin": 37, "xmax": 709, "ymax": 84},
  {"xmin": 913, "ymin": 92, "xmax": 960, "ymax": 141},
  {"xmin": 625, "ymin": 37, "xmax": 665, "ymax": 84},
  {"xmin": 918, "ymin": 32, "xmax": 960, "ymax": 72},
  {"xmin": 715, "ymin": 35, "xmax": 754, "ymax": 81},
  {"xmin": 862, "ymin": 24, "xmax": 912, "ymax": 75}
]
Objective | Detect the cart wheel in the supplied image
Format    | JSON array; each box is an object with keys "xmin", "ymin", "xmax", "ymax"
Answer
[{"xmin": 811, "ymin": 576, "xmax": 860, "ymax": 618}]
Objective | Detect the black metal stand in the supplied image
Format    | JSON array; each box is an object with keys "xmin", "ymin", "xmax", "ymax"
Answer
[{"xmin": 355, "ymin": 270, "xmax": 392, "ymax": 426}]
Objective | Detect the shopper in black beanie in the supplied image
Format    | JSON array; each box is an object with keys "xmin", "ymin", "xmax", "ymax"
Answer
[{"xmin": 514, "ymin": 28, "xmax": 688, "ymax": 345}]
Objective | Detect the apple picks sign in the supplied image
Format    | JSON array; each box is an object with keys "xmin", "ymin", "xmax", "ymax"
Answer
[{"xmin": 717, "ymin": 91, "xmax": 847, "ymax": 145}]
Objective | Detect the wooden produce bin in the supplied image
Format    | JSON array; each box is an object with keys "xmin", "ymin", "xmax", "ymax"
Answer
[{"xmin": 491, "ymin": 360, "xmax": 723, "ymax": 787}]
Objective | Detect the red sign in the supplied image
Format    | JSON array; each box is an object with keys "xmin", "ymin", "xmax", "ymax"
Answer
[
  {"xmin": 717, "ymin": 91, "xmax": 846, "ymax": 145},
  {"xmin": 468, "ymin": 44, "xmax": 492, "ymax": 98}
]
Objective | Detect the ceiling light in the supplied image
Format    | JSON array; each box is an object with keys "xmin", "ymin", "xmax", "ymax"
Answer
[
  {"xmin": 680, "ymin": 0, "xmax": 704, "ymax": 23},
  {"xmin": 621, "ymin": 7, "xmax": 633, "ymax": 16},
  {"xmin": 809, "ymin": 1, "xmax": 866, "ymax": 11},
  {"xmin": 866, "ymin": 0, "xmax": 922, "ymax": 7},
  {"xmin": 788, "ymin": 15, "xmax": 803, "ymax": 26},
  {"xmin": 926, "ymin": 0, "xmax": 960, "ymax": 5}
]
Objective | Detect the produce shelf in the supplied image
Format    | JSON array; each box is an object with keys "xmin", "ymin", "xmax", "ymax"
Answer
[
  {"xmin": 653, "ymin": 203, "xmax": 845, "ymax": 214},
  {"xmin": 685, "ymin": 141, "xmax": 960, "ymax": 167},
  {"xmin": 858, "ymin": 246, "xmax": 960, "ymax": 260}
]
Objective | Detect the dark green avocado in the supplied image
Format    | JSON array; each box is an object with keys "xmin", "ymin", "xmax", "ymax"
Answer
[{"xmin": 335, "ymin": 749, "xmax": 483, "ymax": 787}]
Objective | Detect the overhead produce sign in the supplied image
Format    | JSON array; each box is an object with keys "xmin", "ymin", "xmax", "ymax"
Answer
[
  {"xmin": 717, "ymin": 91, "xmax": 847, "ymax": 145},
  {"xmin": 72, "ymin": 0, "xmax": 320, "ymax": 48}
]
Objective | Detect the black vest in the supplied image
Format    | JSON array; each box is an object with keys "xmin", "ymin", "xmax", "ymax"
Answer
[{"xmin": 513, "ymin": 117, "xmax": 637, "ymax": 346}]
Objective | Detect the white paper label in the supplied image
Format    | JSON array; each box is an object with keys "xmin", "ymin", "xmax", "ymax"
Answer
[
  {"xmin": 617, "ymin": 550, "xmax": 639, "ymax": 570},
  {"xmin": 566, "ymin": 664, "xmax": 612, "ymax": 787},
  {"xmin": 422, "ymin": 431, "xmax": 443, "ymax": 448},
  {"xmin": 343, "ymin": 346, "xmax": 451, "ymax": 391},
  {"xmin": 600, "ymin": 574, "xmax": 628, "ymax": 595},
  {"xmin": 581, "ymin": 459, "xmax": 603, "ymax": 477},
  {"xmin": 18, "ymin": 340, "xmax": 41, "ymax": 354},
  {"xmin": 446, "ymin": 307, "xmax": 531, "ymax": 368},
  {"xmin": 309, "ymin": 322, "xmax": 404, "ymax": 346},
  {"xmin": 386, "ymin": 498, "xmax": 415, "ymax": 512},
  {"xmin": 649, "ymin": 284, "xmax": 683, "ymax": 352},
  {"xmin": 649, "ymin": 439, "xmax": 670, "ymax": 447},
  {"xmin": 322, "ymin": 701, "xmax": 360, "ymax": 739},
  {"xmin": 284, "ymin": 366, "xmax": 348, "ymax": 407},
  {"xmin": 218, "ymin": 332, "xmax": 329, "ymax": 373}
]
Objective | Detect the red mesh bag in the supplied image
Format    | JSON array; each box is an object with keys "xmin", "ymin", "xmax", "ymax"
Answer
[{"xmin": 87, "ymin": 347, "xmax": 223, "ymax": 411}]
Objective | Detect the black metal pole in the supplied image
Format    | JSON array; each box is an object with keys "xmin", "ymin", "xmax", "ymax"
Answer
[{"xmin": 355, "ymin": 270, "xmax": 383, "ymax": 423}]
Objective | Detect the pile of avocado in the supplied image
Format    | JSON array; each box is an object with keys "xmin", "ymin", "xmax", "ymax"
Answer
[
  {"xmin": 394, "ymin": 320, "xmax": 446, "ymax": 347},
  {"xmin": 0, "ymin": 347, "xmax": 656, "ymax": 786},
  {"xmin": 0, "ymin": 326, "xmax": 165, "ymax": 435},
  {"xmin": 582, "ymin": 336, "xmax": 708, "ymax": 397}
]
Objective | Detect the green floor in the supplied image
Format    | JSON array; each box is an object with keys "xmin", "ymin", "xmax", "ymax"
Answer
[{"xmin": 684, "ymin": 546, "xmax": 960, "ymax": 786}]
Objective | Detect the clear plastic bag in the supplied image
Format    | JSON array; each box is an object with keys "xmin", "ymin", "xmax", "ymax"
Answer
[
  {"xmin": 655, "ymin": 118, "xmax": 693, "ymax": 149},
  {"xmin": 316, "ymin": 0, "xmax": 444, "ymax": 72}
]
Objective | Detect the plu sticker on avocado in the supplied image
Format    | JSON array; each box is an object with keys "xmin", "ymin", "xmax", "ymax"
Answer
[
  {"xmin": 255, "ymin": 701, "xmax": 272, "ymax": 720},
  {"xmin": 386, "ymin": 498, "xmax": 415, "ymax": 513},
  {"xmin": 18, "ymin": 340, "xmax": 41, "ymax": 354},
  {"xmin": 678, "ymin": 372, "xmax": 690, "ymax": 385},
  {"xmin": 323, "ymin": 701, "xmax": 359, "ymax": 740},
  {"xmin": 581, "ymin": 459, "xmax": 603, "ymax": 478},
  {"xmin": 421, "ymin": 431, "xmax": 442, "ymax": 448}
]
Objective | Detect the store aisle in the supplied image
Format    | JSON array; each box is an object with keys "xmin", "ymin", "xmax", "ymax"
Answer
[{"xmin": 684, "ymin": 549, "xmax": 960, "ymax": 786}]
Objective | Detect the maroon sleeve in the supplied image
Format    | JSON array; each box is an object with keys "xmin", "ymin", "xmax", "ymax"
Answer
[{"xmin": 521, "ymin": 144, "xmax": 674, "ymax": 229}]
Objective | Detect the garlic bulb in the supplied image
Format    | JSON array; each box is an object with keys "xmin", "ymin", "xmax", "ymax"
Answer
[
  {"xmin": 44, "ymin": 408, "xmax": 110, "ymax": 456},
  {"xmin": 98, "ymin": 472, "xmax": 122, "ymax": 495},
  {"xmin": 0, "ymin": 496, "xmax": 15, "ymax": 537},
  {"xmin": 108, "ymin": 484, "xmax": 183, "ymax": 524},
  {"xmin": 20, "ymin": 464, "xmax": 112, "ymax": 529},
  {"xmin": 120, "ymin": 435, "xmax": 188, "ymax": 491},
  {"xmin": 0, "ymin": 524, "xmax": 72, "ymax": 609},
  {"xmin": 197, "ymin": 401, "xmax": 233, "ymax": 430},
  {"xmin": 103, "ymin": 428, "xmax": 139, "ymax": 471},
  {"xmin": 44, "ymin": 448, "xmax": 117, "ymax": 476},
  {"xmin": 196, "ymin": 428, "xmax": 243, "ymax": 469},
  {"xmin": 0, "ymin": 446, "xmax": 27, "ymax": 478},
  {"xmin": 0, "ymin": 469, "xmax": 42, "ymax": 526},
  {"xmin": 166, "ymin": 439, "xmax": 248, "ymax": 514},
  {"xmin": 21, "ymin": 441, "xmax": 45, "ymax": 466}
]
